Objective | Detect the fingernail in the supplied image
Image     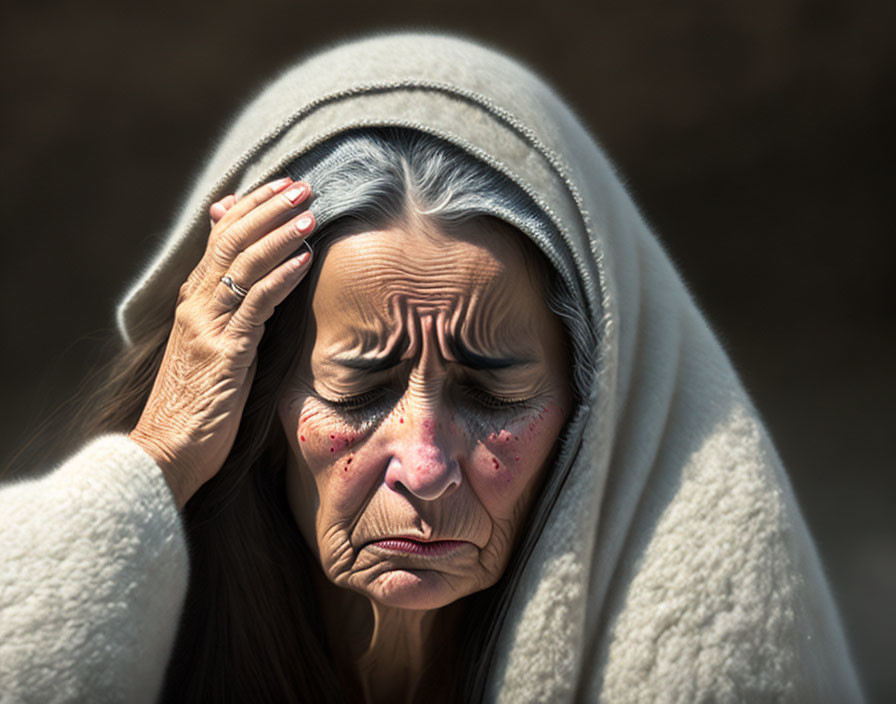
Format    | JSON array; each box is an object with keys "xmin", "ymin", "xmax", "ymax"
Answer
[
  {"xmin": 271, "ymin": 177, "xmax": 292, "ymax": 193},
  {"xmin": 209, "ymin": 203, "xmax": 225, "ymax": 221},
  {"xmin": 285, "ymin": 184, "xmax": 307, "ymax": 205},
  {"xmin": 296, "ymin": 213, "xmax": 314, "ymax": 231}
]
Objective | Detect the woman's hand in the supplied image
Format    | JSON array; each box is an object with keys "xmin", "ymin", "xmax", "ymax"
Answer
[{"xmin": 129, "ymin": 178, "xmax": 315, "ymax": 509}]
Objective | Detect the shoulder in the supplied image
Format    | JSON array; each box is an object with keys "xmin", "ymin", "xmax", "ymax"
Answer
[{"xmin": 0, "ymin": 434, "xmax": 189, "ymax": 703}]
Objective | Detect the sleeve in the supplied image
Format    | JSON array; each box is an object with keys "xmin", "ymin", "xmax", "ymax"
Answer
[{"xmin": 0, "ymin": 434, "xmax": 190, "ymax": 704}]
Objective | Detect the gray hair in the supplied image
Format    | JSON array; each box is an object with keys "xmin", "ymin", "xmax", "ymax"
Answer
[{"xmin": 284, "ymin": 127, "xmax": 596, "ymax": 399}]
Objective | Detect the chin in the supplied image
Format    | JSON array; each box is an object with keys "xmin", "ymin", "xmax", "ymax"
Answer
[{"xmin": 362, "ymin": 569, "xmax": 473, "ymax": 611}]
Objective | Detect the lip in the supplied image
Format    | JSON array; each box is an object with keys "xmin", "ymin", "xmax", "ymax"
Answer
[{"xmin": 366, "ymin": 537, "xmax": 471, "ymax": 557}]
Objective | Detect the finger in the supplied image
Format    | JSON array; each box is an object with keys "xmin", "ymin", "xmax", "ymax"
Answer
[
  {"xmin": 212, "ymin": 176, "xmax": 294, "ymax": 232},
  {"xmin": 198, "ymin": 192, "xmax": 254, "ymax": 296},
  {"xmin": 226, "ymin": 251, "xmax": 313, "ymax": 336},
  {"xmin": 209, "ymin": 194, "xmax": 237, "ymax": 225},
  {"xmin": 206, "ymin": 181, "xmax": 312, "ymax": 273},
  {"xmin": 212, "ymin": 272, "xmax": 250, "ymax": 311},
  {"xmin": 224, "ymin": 210, "xmax": 316, "ymax": 292}
]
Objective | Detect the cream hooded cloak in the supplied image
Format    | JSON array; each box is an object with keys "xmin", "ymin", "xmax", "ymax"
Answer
[{"xmin": 0, "ymin": 32, "xmax": 862, "ymax": 703}]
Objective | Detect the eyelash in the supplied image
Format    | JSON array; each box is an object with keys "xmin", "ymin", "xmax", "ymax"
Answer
[
  {"xmin": 324, "ymin": 386, "xmax": 529, "ymax": 414},
  {"xmin": 327, "ymin": 388, "xmax": 389, "ymax": 412},
  {"xmin": 460, "ymin": 385, "xmax": 529, "ymax": 410}
]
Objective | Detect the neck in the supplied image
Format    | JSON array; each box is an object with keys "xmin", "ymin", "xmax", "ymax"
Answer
[
  {"xmin": 357, "ymin": 602, "xmax": 439, "ymax": 703},
  {"xmin": 313, "ymin": 570, "xmax": 463, "ymax": 703}
]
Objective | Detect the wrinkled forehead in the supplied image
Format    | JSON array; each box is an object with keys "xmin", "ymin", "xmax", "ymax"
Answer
[{"xmin": 308, "ymin": 219, "xmax": 557, "ymax": 355}]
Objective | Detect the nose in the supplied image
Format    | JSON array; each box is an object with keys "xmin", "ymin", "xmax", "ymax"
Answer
[
  {"xmin": 383, "ymin": 314, "xmax": 463, "ymax": 501},
  {"xmin": 384, "ymin": 416, "xmax": 463, "ymax": 501}
]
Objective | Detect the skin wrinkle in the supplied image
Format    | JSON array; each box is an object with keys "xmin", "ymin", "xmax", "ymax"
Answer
[{"xmin": 276, "ymin": 218, "xmax": 571, "ymax": 700}]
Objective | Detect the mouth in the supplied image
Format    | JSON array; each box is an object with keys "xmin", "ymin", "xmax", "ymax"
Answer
[{"xmin": 366, "ymin": 537, "xmax": 470, "ymax": 557}]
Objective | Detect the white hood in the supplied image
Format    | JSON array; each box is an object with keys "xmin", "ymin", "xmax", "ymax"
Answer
[{"xmin": 117, "ymin": 32, "xmax": 862, "ymax": 702}]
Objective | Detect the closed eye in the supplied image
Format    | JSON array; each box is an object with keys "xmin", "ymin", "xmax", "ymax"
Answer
[
  {"xmin": 462, "ymin": 385, "xmax": 530, "ymax": 410},
  {"xmin": 325, "ymin": 388, "xmax": 388, "ymax": 411}
]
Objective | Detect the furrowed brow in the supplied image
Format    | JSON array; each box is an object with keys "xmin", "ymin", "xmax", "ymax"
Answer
[
  {"xmin": 332, "ymin": 339, "xmax": 406, "ymax": 373},
  {"xmin": 447, "ymin": 336, "xmax": 530, "ymax": 370}
]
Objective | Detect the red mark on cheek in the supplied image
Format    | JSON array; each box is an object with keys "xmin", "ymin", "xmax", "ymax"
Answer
[
  {"xmin": 399, "ymin": 417, "xmax": 404, "ymax": 424},
  {"xmin": 300, "ymin": 435, "xmax": 306, "ymax": 442},
  {"xmin": 325, "ymin": 429, "xmax": 362, "ymax": 455},
  {"xmin": 343, "ymin": 456, "xmax": 353, "ymax": 471},
  {"xmin": 492, "ymin": 457, "xmax": 500, "ymax": 470}
]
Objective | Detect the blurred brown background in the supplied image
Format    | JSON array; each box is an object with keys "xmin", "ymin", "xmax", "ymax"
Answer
[{"xmin": 1, "ymin": 0, "xmax": 893, "ymax": 699}]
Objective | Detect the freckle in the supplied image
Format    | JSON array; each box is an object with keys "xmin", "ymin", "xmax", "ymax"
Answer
[
  {"xmin": 330, "ymin": 446, "xmax": 335, "ymax": 452},
  {"xmin": 300, "ymin": 435, "xmax": 306, "ymax": 442},
  {"xmin": 347, "ymin": 457, "xmax": 352, "ymax": 464},
  {"xmin": 514, "ymin": 436, "xmax": 519, "ymax": 441}
]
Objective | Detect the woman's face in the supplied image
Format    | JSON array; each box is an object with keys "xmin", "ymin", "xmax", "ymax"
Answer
[{"xmin": 277, "ymin": 218, "xmax": 572, "ymax": 611}]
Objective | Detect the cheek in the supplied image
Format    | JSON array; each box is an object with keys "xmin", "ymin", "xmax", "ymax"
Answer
[
  {"xmin": 287, "ymin": 400, "xmax": 379, "ymax": 512},
  {"xmin": 290, "ymin": 401, "xmax": 361, "ymax": 463},
  {"xmin": 472, "ymin": 402, "xmax": 567, "ymax": 515}
]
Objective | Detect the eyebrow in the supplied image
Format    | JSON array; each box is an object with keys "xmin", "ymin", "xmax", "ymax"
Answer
[
  {"xmin": 334, "ymin": 343, "xmax": 406, "ymax": 372},
  {"xmin": 447, "ymin": 336, "xmax": 530, "ymax": 370},
  {"xmin": 331, "ymin": 332, "xmax": 531, "ymax": 373}
]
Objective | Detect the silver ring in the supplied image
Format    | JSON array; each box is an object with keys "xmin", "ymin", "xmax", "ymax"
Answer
[{"xmin": 220, "ymin": 274, "xmax": 249, "ymax": 299}]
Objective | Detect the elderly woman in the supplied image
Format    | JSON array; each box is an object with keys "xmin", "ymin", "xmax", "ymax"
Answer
[{"xmin": 0, "ymin": 33, "xmax": 862, "ymax": 703}]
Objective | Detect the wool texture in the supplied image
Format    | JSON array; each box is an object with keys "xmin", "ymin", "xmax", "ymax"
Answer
[
  {"xmin": 0, "ymin": 435, "xmax": 188, "ymax": 703},
  {"xmin": 1, "ymin": 32, "xmax": 863, "ymax": 702}
]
